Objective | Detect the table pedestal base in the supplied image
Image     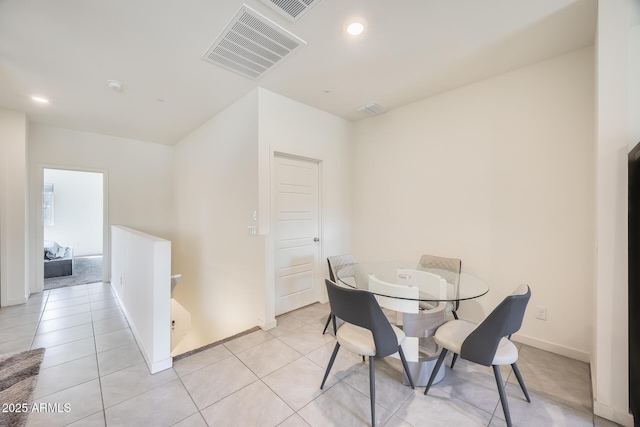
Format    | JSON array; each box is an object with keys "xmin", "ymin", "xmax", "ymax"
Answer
[
  {"xmin": 402, "ymin": 357, "xmax": 446, "ymax": 387},
  {"xmin": 399, "ymin": 309, "xmax": 447, "ymax": 387}
]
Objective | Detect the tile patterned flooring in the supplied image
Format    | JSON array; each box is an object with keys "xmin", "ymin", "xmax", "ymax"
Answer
[{"xmin": 0, "ymin": 283, "xmax": 622, "ymax": 426}]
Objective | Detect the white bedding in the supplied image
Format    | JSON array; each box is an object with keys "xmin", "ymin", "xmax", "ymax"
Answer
[{"xmin": 44, "ymin": 240, "xmax": 70, "ymax": 260}]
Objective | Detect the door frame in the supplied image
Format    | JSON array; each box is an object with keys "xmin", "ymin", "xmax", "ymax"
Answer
[
  {"xmin": 265, "ymin": 150, "xmax": 324, "ymax": 323},
  {"xmin": 34, "ymin": 164, "xmax": 109, "ymax": 293}
]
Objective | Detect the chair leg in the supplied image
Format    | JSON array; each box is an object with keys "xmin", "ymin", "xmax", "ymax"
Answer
[
  {"xmin": 450, "ymin": 353, "xmax": 458, "ymax": 369},
  {"xmin": 397, "ymin": 346, "xmax": 415, "ymax": 389},
  {"xmin": 493, "ymin": 365, "xmax": 512, "ymax": 427},
  {"xmin": 321, "ymin": 342, "xmax": 340, "ymax": 389},
  {"xmin": 369, "ymin": 356, "xmax": 376, "ymax": 427},
  {"xmin": 447, "ymin": 310, "xmax": 458, "ymax": 370},
  {"xmin": 424, "ymin": 348, "xmax": 448, "ymax": 395},
  {"xmin": 332, "ymin": 314, "xmax": 337, "ymax": 335},
  {"xmin": 322, "ymin": 314, "xmax": 333, "ymax": 334},
  {"xmin": 511, "ymin": 362, "xmax": 531, "ymax": 403}
]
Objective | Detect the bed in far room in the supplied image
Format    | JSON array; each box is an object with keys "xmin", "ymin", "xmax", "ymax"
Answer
[{"xmin": 44, "ymin": 240, "xmax": 74, "ymax": 278}]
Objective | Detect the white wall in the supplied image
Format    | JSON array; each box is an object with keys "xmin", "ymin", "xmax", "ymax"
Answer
[
  {"xmin": 257, "ymin": 88, "xmax": 354, "ymax": 326},
  {"xmin": 28, "ymin": 124, "xmax": 174, "ymax": 292},
  {"xmin": 111, "ymin": 225, "xmax": 171, "ymax": 373},
  {"xmin": 171, "ymin": 88, "xmax": 354, "ymax": 354},
  {"xmin": 352, "ymin": 47, "xmax": 595, "ymax": 361},
  {"xmin": 629, "ymin": 21, "xmax": 640, "ymax": 149},
  {"xmin": 593, "ymin": 0, "xmax": 634, "ymax": 425},
  {"xmin": 0, "ymin": 109, "xmax": 29, "ymax": 306},
  {"xmin": 171, "ymin": 90, "xmax": 264, "ymax": 354},
  {"xmin": 43, "ymin": 168, "xmax": 103, "ymax": 256}
]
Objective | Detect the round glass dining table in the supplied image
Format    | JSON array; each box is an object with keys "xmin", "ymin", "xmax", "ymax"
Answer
[
  {"xmin": 335, "ymin": 261, "xmax": 490, "ymax": 386},
  {"xmin": 335, "ymin": 261, "xmax": 489, "ymax": 302}
]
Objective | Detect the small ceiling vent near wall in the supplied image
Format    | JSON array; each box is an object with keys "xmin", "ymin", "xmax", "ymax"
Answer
[
  {"xmin": 260, "ymin": 0, "xmax": 323, "ymax": 22},
  {"xmin": 202, "ymin": 4, "xmax": 306, "ymax": 80},
  {"xmin": 356, "ymin": 102, "xmax": 387, "ymax": 116}
]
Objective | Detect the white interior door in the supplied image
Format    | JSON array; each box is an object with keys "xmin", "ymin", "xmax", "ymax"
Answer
[{"xmin": 274, "ymin": 155, "xmax": 320, "ymax": 316}]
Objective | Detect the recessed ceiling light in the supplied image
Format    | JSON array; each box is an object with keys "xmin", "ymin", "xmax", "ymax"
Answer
[
  {"xmin": 31, "ymin": 96, "xmax": 49, "ymax": 104},
  {"xmin": 346, "ymin": 18, "xmax": 367, "ymax": 36},
  {"xmin": 347, "ymin": 22, "xmax": 364, "ymax": 35},
  {"xmin": 107, "ymin": 80, "xmax": 123, "ymax": 91}
]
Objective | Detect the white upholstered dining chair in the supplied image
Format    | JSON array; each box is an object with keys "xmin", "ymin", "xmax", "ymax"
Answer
[
  {"xmin": 416, "ymin": 254, "xmax": 462, "ymax": 317},
  {"xmin": 369, "ymin": 272, "xmax": 447, "ymax": 384},
  {"xmin": 417, "ymin": 254, "xmax": 463, "ymax": 366}
]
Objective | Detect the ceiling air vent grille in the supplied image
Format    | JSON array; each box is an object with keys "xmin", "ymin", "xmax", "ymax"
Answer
[
  {"xmin": 356, "ymin": 102, "xmax": 387, "ymax": 116},
  {"xmin": 260, "ymin": 0, "xmax": 323, "ymax": 22},
  {"xmin": 202, "ymin": 4, "xmax": 306, "ymax": 80}
]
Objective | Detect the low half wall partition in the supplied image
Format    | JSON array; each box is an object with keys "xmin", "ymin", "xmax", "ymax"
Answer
[{"xmin": 111, "ymin": 225, "xmax": 172, "ymax": 373}]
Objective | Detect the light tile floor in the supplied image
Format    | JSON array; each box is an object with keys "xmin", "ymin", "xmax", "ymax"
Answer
[{"xmin": 0, "ymin": 283, "xmax": 623, "ymax": 427}]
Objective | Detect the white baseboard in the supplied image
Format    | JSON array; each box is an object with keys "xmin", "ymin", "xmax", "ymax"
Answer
[
  {"xmin": 1, "ymin": 296, "xmax": 28, "ymax": 307},
  {"xmin": 149, "ymin": 357, "xmax": 174, "ymax": 374},
  {"xmin": 510, "ymin": 333, "xmax": 590, "ymax": 363},
  {"xmin": 258, "ymin": 317, "xmax": 277, "ymax": 330},
  {"xmin": 594, "ymin": 400, "xmax": 635, "ymax": 427},
  {"xmin": 112, "ymin": 289, "xmax": 173, "ymax": 374}
]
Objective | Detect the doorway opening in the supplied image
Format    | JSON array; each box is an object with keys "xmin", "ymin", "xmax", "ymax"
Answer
[{"xmin": 42, "ymin": 168, "xmax": 104, "ymax": 290}]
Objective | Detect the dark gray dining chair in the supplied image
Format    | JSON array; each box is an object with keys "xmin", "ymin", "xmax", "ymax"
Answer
[
  {"xmin": 323, "ymin": 253, "xmax": 358, "ymax": 335},
  {"xmin": 320, "ymin": 279, "xmax": 414, "ymax": 427},
  {"xmin": 423, "ymin": 284, "xmax": 531, "ymax": 427}
]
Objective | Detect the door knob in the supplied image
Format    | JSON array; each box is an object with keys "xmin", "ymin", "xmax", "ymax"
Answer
[{"xmin": 314, "ymin": 237, "xmax": 320, "ymax": 242}]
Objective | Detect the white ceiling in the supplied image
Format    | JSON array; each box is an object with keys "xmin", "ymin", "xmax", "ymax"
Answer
[{"xmin": 0, "ymin": 0, "xmax": 596, "ymax": 145}]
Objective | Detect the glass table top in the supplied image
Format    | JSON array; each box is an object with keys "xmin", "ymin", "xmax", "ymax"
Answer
[{"xmin": 335, "ymin": 261, "xmax": 489, "ymax": 302}]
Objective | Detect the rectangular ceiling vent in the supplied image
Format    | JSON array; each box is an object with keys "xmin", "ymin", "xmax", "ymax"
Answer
[
  {"xmin": 202, "ymin": 4, "xmax": 306, "ymax": 80},
  {"xmin": 260, "ymin": 0, "xmax": 323, "ymax": 22},
  {"xmin": 356, "ymin": 102, "xmax": 387, "ymax": 116}
]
